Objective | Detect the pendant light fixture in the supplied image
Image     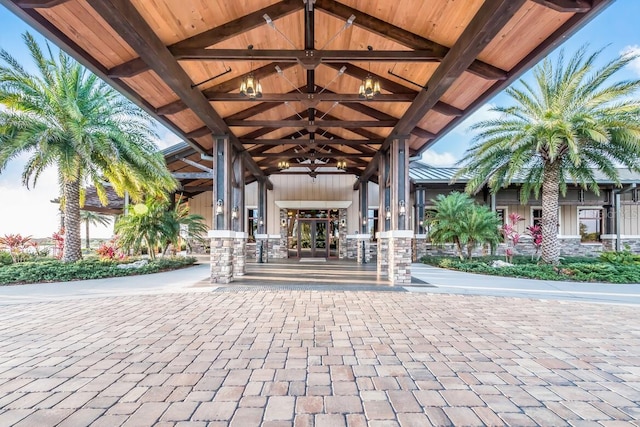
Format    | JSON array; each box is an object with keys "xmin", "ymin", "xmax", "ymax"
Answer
[
  {"xmin": 240, "ymin": 45, "xmax": 262, "ymax": 99},
  {"xmin": 359, "ymin": 46, "xmax": 380, "ymax": 100}
]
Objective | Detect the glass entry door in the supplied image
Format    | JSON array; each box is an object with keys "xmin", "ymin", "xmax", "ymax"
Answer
[{"xmin": 297, "ymin": 220, "xmax": 328, "ymax": 258}]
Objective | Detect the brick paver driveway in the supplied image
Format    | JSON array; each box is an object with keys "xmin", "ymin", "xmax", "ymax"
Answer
[{"xmin": 1, "ymin": 289, "xmax": 639, "ymax": 426}]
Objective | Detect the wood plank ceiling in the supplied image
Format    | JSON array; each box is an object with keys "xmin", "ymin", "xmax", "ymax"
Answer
[{"xmin": 3, "ymin": 0, "xmax": 611, "ymax": 196}]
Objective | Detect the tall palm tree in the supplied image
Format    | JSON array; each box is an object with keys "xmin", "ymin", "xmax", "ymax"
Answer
[
  {"xmin": 456, "ymin": 47, "xmax": 640, "ymax": 264},
  {"xmin": 80, "ymin": 210, "xmax": 112, "ymax": 250},
  {"xmin": 0, "ymin": 33, "xmax": 176, "ymax": 262}
]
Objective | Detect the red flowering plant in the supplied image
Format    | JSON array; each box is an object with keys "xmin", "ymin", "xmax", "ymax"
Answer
[
  {"xmin": 526, "ymin": 224, "xmax": 543, "ymax": 261},
  {"xmin": 95, "ymin": 236, "xmax": 126, "ymax": 261},
  {"xmin": 51, "ymin": 229, "xmax": 65, "ymax": 260},
  {"xmin": 0, "ymin": 233, "xmax": 33, "ymax": 263},
  {"xmin": 501, "ymin": 213, "xmax": 523, "ymax": 263}
]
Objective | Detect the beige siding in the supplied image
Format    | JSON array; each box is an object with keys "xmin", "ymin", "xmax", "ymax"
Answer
[{"xmin": 189, "ymin": 192, "xmax": 213, "ymax": 229}]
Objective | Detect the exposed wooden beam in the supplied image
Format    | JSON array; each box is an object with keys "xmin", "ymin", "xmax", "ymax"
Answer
[
  {"xmin": 107, "ymin": 0, "xmax": 303, "ymax": 78},
  {"xmin": 315, "ymin": 0, "xmax": 507, "ymax": 81},
  {"xmin": 206, "ymin": 92, "xmax": 415, "ymax": 103},
  {"xmin": 14, "ymin": 0, "xmax": 68, "ymax": 7},
  {"xmin": 226, "ymin": 119, "xmax": 396, "ymax": 128},
  {"xmin": 240, "ymin": 138, "xmax": 383, "ymax": 146},
  {"xmin": 179, "ymin": 158, "xmax": 213, "ymax": 173},
  {"xmin": 417, "ymin": 0, "xmax": 614, "ymax": 156},
  {"xmin": 156, "ymin": 62, "xmax": 295, "ymax": 116},
  {"xmin": 531, "ymin": 0, "xmax": 592, "ymax": 13},
  {"xmin": 259, "ymin": 152, "xmax": 371, "ymax": 159},
  {"xmin": 356, "ymin": 0, "xmax": 527, "ymax": 188},
  {"xmin": 324, "ymin": 63, "xmax": 462, "ymax": 116},
  {"xmin": 172, "ymin": 48, "xmax": 442, "ymax": 65},
  {"xmin": 1, "ymin": 0, "xmax": 209, "ymax": 158},
  {"xmin": 224, "ymin": 88, "xmax": 304, "ymax": 121},
  {"xmin": 172, "ymin": 172, "xmax": 214, "ymax": 179},
  {"xmin": 87, "ymin": 0, "xmax": 270, "ymax": 185}
]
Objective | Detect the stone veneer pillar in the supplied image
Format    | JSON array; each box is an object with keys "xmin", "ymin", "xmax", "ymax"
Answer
[
  {"xmin": 339, "ymin": 209, "xmax": 348, "ymax": 259},
  {"xmin": 209, "ymin": 230, "xmax": 235, "ymax": 284},
  {"xmin": 414, "ymin": 234, "xmax": 428, "ymax": 262},
  {"xmin": 279, "ymin": 209, "xmax": 289, "ymax": 259},
  {"xmin": 356, "ymin": 234, "xmax": 372, "ymax": 264},
  {"xmin": 255, "ymin": 233, "xmax": 268, "ymax": 263},
  {"xmin": 376, "ymin": 232, "xmax": 389, "ymax": 278},
  {"xmin": 233, "ymin": 232, "xmax": 247, "ymax": 276}
]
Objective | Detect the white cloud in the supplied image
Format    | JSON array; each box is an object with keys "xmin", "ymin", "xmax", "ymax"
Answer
[
  {"xmin": 420, "ymin": 150, "xmax": 458, "ymax": 167},
  {"xmin": 154, "ymin": 128, "xmax": 183, "ymax": 149},
  {"xmin": 621, "ymin": 45, "xmax": 640, "ymax": 76},
  {"xmin": 452, "ymin": 102, "xmax": 501, "ymax": 137}
]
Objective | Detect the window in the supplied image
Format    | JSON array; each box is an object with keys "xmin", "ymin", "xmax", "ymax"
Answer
[
  {"xmin": 578, "ymin": 209, "xmax": 602, "ymax": 242},
  {"xmin": 247, "ymin": 208, "xmax": 259, "ymax": 242},
  {"xmin": 532, "ymin": 209, "xmax": 543, "ymax": 227},
  {"xmin": 365, "ymin": 209, "xmax": 378, "ymax": 237},
  {"xmin": 495, "ymin": 208, "xmax": 506, "ymax": 225}
]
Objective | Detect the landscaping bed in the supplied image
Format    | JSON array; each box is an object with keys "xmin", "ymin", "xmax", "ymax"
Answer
[
  {"xmin": 421, "ymin": 255, "xmax": 640, "ymax": 284},
  {"xmin": 0, "ymin": 256, "xmax": 197, "ymax": 286}
]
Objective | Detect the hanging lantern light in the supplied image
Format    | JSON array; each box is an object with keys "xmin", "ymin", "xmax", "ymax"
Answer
[
  {"xmin": 240, "ymin": 45, "xmax": 263, "ymax": 99},
  {"xmin": 278, "ymin": 160, "xmax": 290, "ymax": 170},
  {"xmin": 336, "ymin": 160, "xmax": 348, "ymax": 170},
  {"xmin": 358, "ymin": 74, "xmax": 380, "ymax": 100}
]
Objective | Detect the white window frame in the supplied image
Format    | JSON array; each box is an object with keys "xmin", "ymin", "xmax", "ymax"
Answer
[{"xmin": 530, "ymin": 206, "xmax": 562, "ymax": 234}]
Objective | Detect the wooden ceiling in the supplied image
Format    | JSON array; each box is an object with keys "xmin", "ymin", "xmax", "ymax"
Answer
[{"xmin": 3, "ymin": 0, "xmax": 611, "ymax": 196}]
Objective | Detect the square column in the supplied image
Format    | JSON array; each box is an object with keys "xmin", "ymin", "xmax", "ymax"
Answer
[
  {"xmin": 356, "ymin": 234, "xmax": 372, "ymax": 264},
  {"xmin": 378, "ymin": 231, "xmax": 414, "ymax": 285},
  {"xmin": 339, "ymin": 209, "xmax": 348, "ymax": 259},
  {"xmin": 233, "ymin": 232, "xmax": 247, "ymax": 276},
  {"xmin": 376, "ymin": 232, "xmax": 389, "ymax": 278},
  {"xmin": 209, "ymin": 230, "xmax": 235, "ymax": 284},
  {"xmin": 255, "ymin": 233, "xmax": 268, "ymax": 263},
  {"xmin": 414, "ymin": 234, "xmax": 428, "ymax": 262}
]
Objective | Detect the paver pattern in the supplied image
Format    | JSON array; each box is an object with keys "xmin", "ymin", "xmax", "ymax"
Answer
[{"xmin": 0, "ymin": 290, "xmax": 639, "ymax": 426}]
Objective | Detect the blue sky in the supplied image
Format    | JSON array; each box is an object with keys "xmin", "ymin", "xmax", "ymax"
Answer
[{"xmin": 1, "ymin": 1, "xmax": 639, "ymax": 238}]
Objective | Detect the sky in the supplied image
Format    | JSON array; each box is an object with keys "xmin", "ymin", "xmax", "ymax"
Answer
[{"xmin": 1, "ymin": 1, "xmax": 640, "ymax": 238}]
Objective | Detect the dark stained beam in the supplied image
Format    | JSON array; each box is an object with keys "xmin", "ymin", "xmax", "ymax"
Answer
[
  {"xmin": 156, "ymin": 62, "xmax": 296, "ymax": 116},
  {"xmin": 1, "ymin": 0, "xmax": 209, "ymax": 157},
  {"xmin": 259, "ymin": 152, "xmax": 371, "ymax": 159},
  {"xmin": 323, "ymin": 63, "xmax": 462, "ymax": 116},
  {"xmin": 315, "ymin": 0, "xmax": 507, "ymax": 81},
  {"xmin": 531, "ymin": 0, "xmax": 592, "ymax": 13},
  {"xmin": 226, "ymin": 119, "xmax": 396, "ymax": 128},
  {"xmin": 419, "ymin": 0, "xmax": 614, "ymax": 156},
  {"xmin": 206, "ymin": 92, "xmax": 415, "ymax": 103},
  {"xmin": 239, "ymin": 112, "xmax": 309, "ymax": 140},
  {"xmin": 356, "ymin": 0, "xmax": 527, "ymax": 187},
  {"xmin": 240, "ymin": 139, "xmax": 383, "ymax": 146},
  {"xmin": 14, "ymin": 0, "xmax": 68, "ymax": 7},
  {"xmin": 86, "ymin": 0, "xmax": 270, "ymax": 184},
  {"xmin": 172, "ymin": 48, "xmax": 442, "ymax": 64},
  {"xmin": 107, "ymin": 0, "xmax": 303, "ymax": 78}
]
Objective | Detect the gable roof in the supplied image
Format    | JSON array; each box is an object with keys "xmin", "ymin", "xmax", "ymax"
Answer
[{"xmin": 2, "ymin": 0, "xmax": 613, "ymax": 194}]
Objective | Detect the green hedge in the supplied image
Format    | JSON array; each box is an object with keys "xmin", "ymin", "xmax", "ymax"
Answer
[
  {"xmin": 421, "ymin": 256, "xmax": 640, "ymax": 284},
  {"xmin": 0, "ymin": 257, "xmax": 197, "ymax": 285}
]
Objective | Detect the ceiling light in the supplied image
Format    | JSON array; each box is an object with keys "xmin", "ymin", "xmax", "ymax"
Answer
[{"xmin": 240, "ymin": 45, "xmax": 262, "ymax": 99}]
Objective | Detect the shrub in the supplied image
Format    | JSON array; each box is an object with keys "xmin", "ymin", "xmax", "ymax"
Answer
[
  {"xmin": 599, "ymin": 245, "xmax": 638, "ymax": 265},
  {"xmin": 0, "ymin": 256, "xmax": 197, "ymax": 285}
]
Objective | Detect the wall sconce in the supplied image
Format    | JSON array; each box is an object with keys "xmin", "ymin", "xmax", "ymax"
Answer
[
  {"xmin": 385, "ymin": 206, "xmax": 391, "ymax": 220},
  {"xmin": 362, "ymin": 217, "xmax": 367, "ymax": 226},
  {"xmin": 216, "ymin": 199, "xmax": 223, "ymax": 215},
  {"xmin": 232, "ymin": 206, "xmax": 238, "ymax": 219},
  {"xmin": 281, "ymin": 218, "xmax": 287, "ymax": 227},
  {"xmin": 340, "ymin": 218, "xmax": 346, "ymax": 227},
  {"xmin": 399, "ymin": 200, "xmax": 406, "ymax": 216},
  {"xmin": 258, "ymin": 217, "xmax": 264, "ymax": 226}
]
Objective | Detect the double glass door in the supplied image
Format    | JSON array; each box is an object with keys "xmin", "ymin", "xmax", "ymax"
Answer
[{"xmin": 297, "ymin": 219, "xmax": 328, "ymax": 258}]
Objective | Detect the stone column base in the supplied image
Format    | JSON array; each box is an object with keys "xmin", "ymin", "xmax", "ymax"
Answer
[
  {"xmin": 379, "ymin": 231, "xmax": 414, "ymax": 285},
  {"xmin": 234, "ymin": 232, "xmax": 247, "ymax": 276},
  {"xmin": 209, "ymin": 230, "xmax": 235, "ymax": 284},
  {"xmin": 255, "ymin": 234, "xmax": 268, "ymax": 263},
  {"xmin": 376, "ymin": 233, "xmax": 389, "ymax": 278}
]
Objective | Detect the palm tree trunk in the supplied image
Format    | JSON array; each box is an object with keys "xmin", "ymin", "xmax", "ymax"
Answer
[
  {"xmin": 62, "ymin": 179, "xmax": 83, "ymax": 263},
  {"xmin": 541, "ymin": 161, "xmax": 561, "ymax": 264},
  {"xmin": 85, "ymin": 219, "xmax": 90, "ymax": 250}
]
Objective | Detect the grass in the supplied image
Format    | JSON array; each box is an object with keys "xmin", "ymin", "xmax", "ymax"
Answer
[
  {"xmin": 421, "ymin": 255, "xmax": 640, "ymax": 284},
  {"xmin": 0, "ymin": 256, "xmax": 198, "ymax": 286}
]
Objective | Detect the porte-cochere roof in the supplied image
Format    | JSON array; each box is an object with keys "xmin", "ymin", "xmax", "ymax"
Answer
[{"xmin": 3, "ymin": 0, "xmax": 612, "ymax": 196}]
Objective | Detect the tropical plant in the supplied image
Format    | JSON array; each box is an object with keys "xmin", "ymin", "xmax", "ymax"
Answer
[
  {"xmin": 502, "ymin": 213, "xmax": 523, "ymax": 263},
  {"xmin": 0, "ymin": 233, "xmax": 33, "ymax": 263},
  {"xmin": 526, "ymin": 224, "xmax": 543, "ymax": 261},
  {"xmin": 0, "ymin": 32, "xmax": 177, "ymax": 263},
  {"xmin": 163, "ymin": 197, "xmax": 209, "ymax": 255},
  {"xmin": 115, "ymin": 197, "xmax": 208, "ymax": 259},
  {"xmin": 428, "ymin": 192, "xmax": 502, "ymax": 260},
  {"xmin": 80, "ymin": 211, "xmax": 112, "ymax": 250},
  {"xmin": 455, "ymin": 47, "xmax": 640, "ymax": 264}
]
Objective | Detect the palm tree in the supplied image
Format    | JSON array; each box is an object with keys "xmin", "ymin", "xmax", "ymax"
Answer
[
  {"xmin": 0, "ymin": 33, "xmax": 176, "ymax": 262},
  {"xmin": 428, "ymin": 192, "xmax": 502, "ymax": 260},
  {"xmin": 80, "ymin": 210, "xmax": 112, "ymax": 250},
  {"xmin": 456, "ymin": 47, "xmax": 640, "ymax": 264}
]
